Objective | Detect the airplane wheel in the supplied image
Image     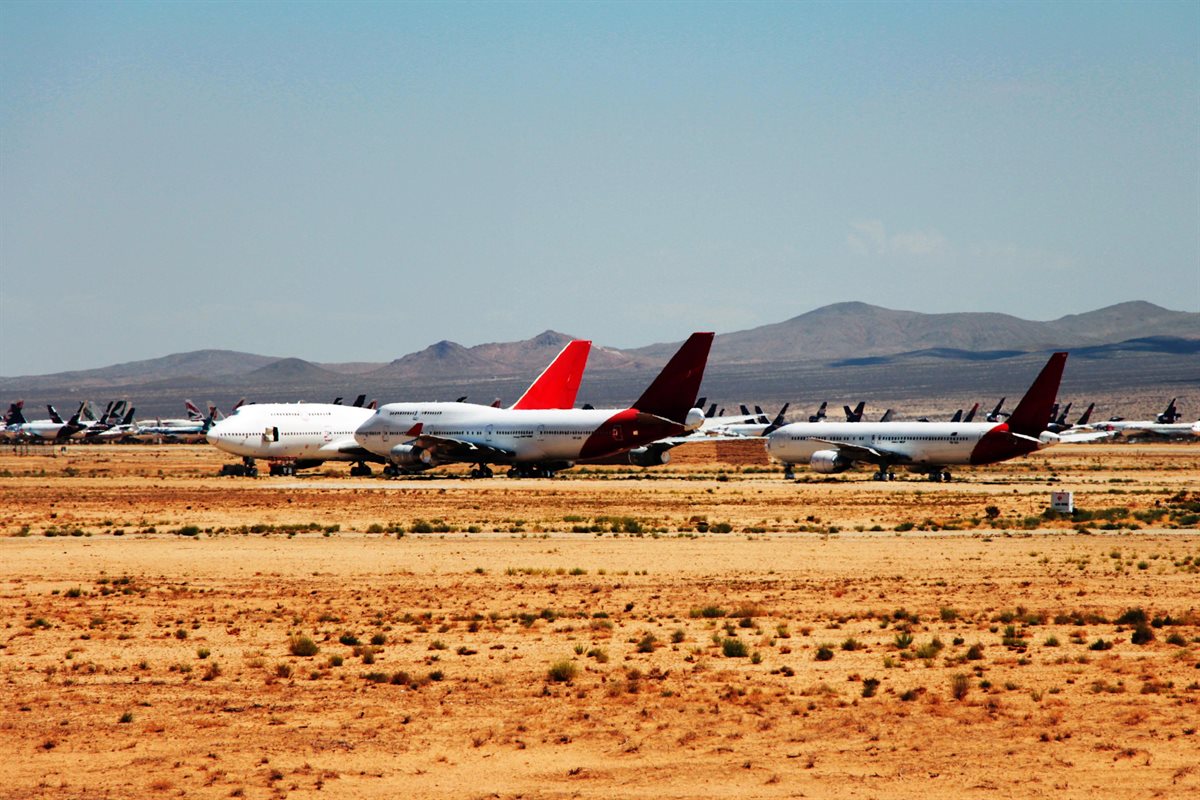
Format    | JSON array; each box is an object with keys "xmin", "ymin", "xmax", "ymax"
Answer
[
  {"xmin": 247, "ymin": 467, "xmax": 258, "ymax": 477},
  {"xmin": 888, "ymin": 472, "xmax": 896, "ymax": 481},
  {"xmin": 942, "ymin": 472, "xmax": 952, "ymax": 482},
  {"xmin": 507, "ymin": 468, "xmax": 520, "ymax": 479}
]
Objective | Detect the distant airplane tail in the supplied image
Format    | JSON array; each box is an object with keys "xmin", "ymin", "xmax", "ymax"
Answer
[
  {"xmin": 1157, "ymin": 397, "xmax": 1180, "ymax": 424},
  {"xmin": 1006, "ymin": 353, "xmax": 1068, "ymax": 437},
  {"xmin": 986, "ymin": 397, "xmax": 1007, "ymax": 422},
  {"xmin": 879, "ymin": 408, "xmax": 894, "ymax": 422},
  {"xmin": 5, "ymin": 401, "xmax": 27, "ymax": 426},
  {"xmin": 809, "ymin": 401, "xmax": 827, "ymax": 423},
  {"xmin": 1075, "ymin": 402, "xmax": 1094, "ymax": 426},
  {"xmin": 949, "ymin": 409, "xmax": 963, "ymax": 423},
  {"xmin": 632, "ymin": 332, "xmax": 715, "ymax": 423},
  {"xmin": 510, "ymin": 340, "xmax": 591, "ymax": 410},
  {"xmin": 762, "ymin": 403, "xmax": 790, "ymax": 435},
  {"xmin": 185, "ymin": 400, "xmax": 203, "ymax": 420},
  {"xmin": 47, "ymin": 405, "xmax": 64, "ymax": 424},
  {"xmin": 353, "ymin": 394, "xmax": 366, "ymax": 408},
  {"xmin": 705, "ymin": 403, "xmax": 717, "ymax": 418},
  {"xmin": 844, "ymin": 401, "xmax": 865, "ymax": 422},
  {"xmin": 962, "ymin": 402, "xmax": 979, "ymax": 423}
]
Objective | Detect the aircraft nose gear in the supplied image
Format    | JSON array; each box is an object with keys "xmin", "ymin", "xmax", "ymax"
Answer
[
  {"xmin": 783, "ymin": 464, "xmax": 795, "ymax": 480},
  {"xmin": 219, "ymin": 456, "xmax": 258, "ymax": 477},
  {"xmin": 469, "ymin": 464, "xmax": 494, "ymax": 479}
]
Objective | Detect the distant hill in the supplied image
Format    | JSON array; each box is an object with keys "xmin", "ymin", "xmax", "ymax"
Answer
[
  {"xmin": 364, "ymin": 330, "xmax": 654, "ymax": 381},
  {"xmin": 2, "ymin": 302, "xmax": 1196, "ymax": 418},
  {"xmin": 0, "ymin": 349, "xmax": 279, "ymax": 391},
  {"xmin": 635, "ymin": 301, "xmax": 1199, "ymax": 364},
  {"xmin": 235, "ymin": 358, "xmax": 344, "ymax": 385}
]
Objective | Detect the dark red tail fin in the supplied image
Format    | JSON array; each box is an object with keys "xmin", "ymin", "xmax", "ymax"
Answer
[
  {"xmin": 633, "ymin": 332, "xmax": 714, "ymax": 423},
  {"xmin": 1006, "ymin": 352, "xmax": 1068, "ymax": 436},
  {"xmin": 510, "ymin": 340, "xmax": 591, "ymax": 410}
]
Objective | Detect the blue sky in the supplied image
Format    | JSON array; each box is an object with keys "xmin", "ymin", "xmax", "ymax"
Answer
[{"xmin": 2, "ymin": 1, "xmax": 1197, "ymax": 375}]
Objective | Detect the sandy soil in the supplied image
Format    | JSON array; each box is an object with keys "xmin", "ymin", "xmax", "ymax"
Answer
[{"xmin": 1, "ymin": 443, "xmax": 1198, "ymax": 799}]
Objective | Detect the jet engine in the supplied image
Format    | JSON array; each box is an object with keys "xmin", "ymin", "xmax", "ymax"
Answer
[
  {"xmin": 389, "ymin": 444, "xmax": 431, "ymax": 467},
  {"xmin": 683, "ymin": 407, "xmax": 706, "ymax": 431},
  {"xmin": 809, "ymin": 449, "xmax": 852, "ymax": 474},
  {"xmin": 628, "ymin": 446, "xmax": 671, "ymax": 467}
]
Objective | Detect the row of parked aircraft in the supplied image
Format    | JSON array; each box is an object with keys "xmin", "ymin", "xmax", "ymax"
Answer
[
  {"xmin": 194, "ymin": 336, "xmax": 1195, "ymax": 482},
  {"xmin": 5, "ymin": 342, "xmax": 1194, "ymax": 481}
]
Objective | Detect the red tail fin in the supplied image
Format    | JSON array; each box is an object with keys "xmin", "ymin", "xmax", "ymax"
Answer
[
  {"xmin": 1006, "ymin": 352, "xmax": 1068, "ymax": 436},
  {"xmin": 510, "ymin": 340, "xmax": 591, "ymax": 410},
  {"xmin": 633, "ymin": 332, "xmax": 714, "ymax": 423}
]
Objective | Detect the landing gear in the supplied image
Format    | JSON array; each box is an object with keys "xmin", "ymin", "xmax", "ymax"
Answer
[
  {"xmin": 383, "ymin": 464, "xmax": 399, "ymax": 478},
  {"xmin": 872, "ymin": 470, "xmax": 896, "ymax": 481},
  {"xmin": 349, "ymin": 462, "xmax": 373, "ymax": 478},
  {"xmin": 469, "ymin": 464, "xmax": 494, "ymax": 479},
  {"xmin": 926, "ymin": 471, "xmax": 952, "ymax": 482},
  {"xmin": 268, "ymin": 462, "xmax": 297, "ymax": 477},
  {"xmin": 783, "ymin": 464, "xmax": 795, "ymax": 480}
]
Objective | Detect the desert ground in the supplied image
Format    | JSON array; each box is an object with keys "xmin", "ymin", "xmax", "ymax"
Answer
[{"xmin": 1, "ymin": 442, "xmax": 1198, "ymax": 799}]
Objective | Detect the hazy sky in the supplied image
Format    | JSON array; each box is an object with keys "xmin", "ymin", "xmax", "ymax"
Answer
[{"xmin": 2, "ymin": 1, "xmax": 1197, "ymax": 376}]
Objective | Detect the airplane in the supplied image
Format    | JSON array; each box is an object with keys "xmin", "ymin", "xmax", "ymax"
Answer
[
  {"xmin": 765, "ymin": 353, "xmax": 1068, "ymax": 482},
  {"xmin": 131, "ymin": 401, "xmax": 220, "ymax": 443},
  {"xmin": 844, "ymin": 401, "xmax": 866, "ymax": 422},
  {"xmin": 985, "ymin": 398, "xmax": 1008, "ymax": 422},
  {"xmin": 2, "ymin": 401, "xmax": 27, "ymax": 440},
  {"xmin": 354, "ymin": 333, "xmax": 714, "ymax": 478},
  {"xmin": 14, "ymin": 402, "xmax": 88, "ymax": 440},
  {"xmin": 89, "ymin": 405, "xmax": 139, "ymax": 442},
  {"xmin": 1088, "ymin": 398, "xmax": 1197, "ymax": 439},
  {"xmin": 209, "ymin": 339, "xmax": 594, "ymax": 477}
]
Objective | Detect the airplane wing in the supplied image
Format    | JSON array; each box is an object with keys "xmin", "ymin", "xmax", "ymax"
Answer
[
  {"xmin": 808, "ymin": 437, "xmax": 913, "ymax": 466},
  {"xmin": 410, "ymin": 433, "xmax": 516, "ymax": 463},
  {"xmin": 1057, "ymin": 430, "xmax": 1117, "ymax": 443}
]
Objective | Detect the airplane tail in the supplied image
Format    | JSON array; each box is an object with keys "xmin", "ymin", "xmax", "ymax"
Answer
[
  {"xmin": 809, "ymin": 401, "xmax": 827, "ymax": 423},
  {"xmin": 47, "ymin": 405, "xmax": 63, "ymax": 424},
  {"xmin": 762, "ymin": 403, "xmax": 790, "ymax": 435},
  {"xmin": 879, "ymin": 408, "xmax": 894, "ymax": 422},
  {"xmin": 353, "ymin": 394, "xmax": 366, "ymax": 408},
  {"xmin": 1005, "ymin": 353, "xmax": 1068, "ymax": 437},
  {"xmin": 844, "ymin": 401, "xmax": 865, "ymax": 422},
  {"xmin": 695, "ymin": 397, "xmax": 707, "ymax": 413},
  {"xmin": 332, "ymin": 397, "xmax": 343, "ymax": 405},
  {"xmin": 987, "ymin": 397, "xmax": 1006, "ymax": 422},
  {"xmin": 1076, "ymin": 402, "xmax": 1094, "ymax": 426},
  {"xmin": 5, "ymin": 401, "xmax": 27, "ymax": 426},
  {"xmin": 632, "ymin": 332, "xmax": 714, "ymax": 423},
  {"xmin": 185, "ymin": 400, "xmax": 203, "ymax": 420},
  {"xmin": 1158, "ymin": 398, "xmax": 1179, "ymax": 424},
  {"xmin": 510, "ymin": 340, "xmax": 591, "ymax": 410},
  {"xmin": 705, "ymin": 403, "xmax": 717, "ymax": 418},
  {"xmin": 950, "ymin": 409, "xmax": 963, "ymax": 423},
  {"xmin": 963, "ymin": 402, "xmax": 979, "ymax": 423},
  {"xmin": 122, "ymin": 407, "xmax": 136, "ymax": 425}
]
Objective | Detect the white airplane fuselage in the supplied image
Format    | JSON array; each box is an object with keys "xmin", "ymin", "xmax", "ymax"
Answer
[
  {"xmin": 206, "ymin": 403, "xmax": 375, "ymax": 463},
  {"xmin": 355, "ymin": 402, "xmax": 693, "ymax": 467},
  {"xmin": 766, "ymin": 421, "xmax": 1054, "ymax": 472}
]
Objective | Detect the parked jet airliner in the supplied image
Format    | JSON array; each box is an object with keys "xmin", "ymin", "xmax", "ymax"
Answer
[
  {"xmin": 207, "ymin": 340, "xmax": 592, "ymax": 476},
  {"xmin": 354, "ymin": 333, "xmax": 714, "ymax": 478},
  {"xmin": 765, "ymin": 353, "xmax": 1068, "ymax": 481}
]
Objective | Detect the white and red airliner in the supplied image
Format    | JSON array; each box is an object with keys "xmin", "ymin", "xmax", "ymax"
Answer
[
  {"xmin": 354, "ymin": 333, "xmax": 714, "ymax": 478},
  {"xmin": 205, "ymin": 340, "xmax": 592, "ymax": 477},
  {"xmin": 765, "ymin": 352, "xmax": 1069, "ymax": 481}
]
